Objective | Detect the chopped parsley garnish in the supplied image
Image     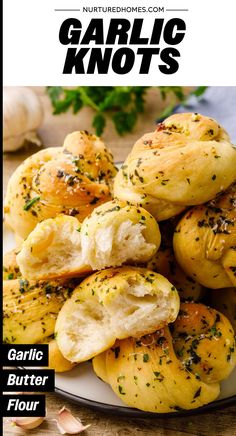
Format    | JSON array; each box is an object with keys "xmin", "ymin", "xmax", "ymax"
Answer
[
  {"xmin": 118, "ymin": 385, "xmax": 126, "ymax": 395},
  {"xmin": 143, "ymin": 353, "xmax": 149, "ymax": 362},
  {"xmin": 7, "ymin": 273, "xmax": 14, "ymax": 280},
  {"xmin": 19, "ymin": 279, "xmax": 29, "ymax": 293},
  {"xmin": 23, "ymin": 196, "xmax": 40, "ymax": 211},
  {"xmin": 193, "ymin": 387, "xmax": 201, "ymax": 399}
]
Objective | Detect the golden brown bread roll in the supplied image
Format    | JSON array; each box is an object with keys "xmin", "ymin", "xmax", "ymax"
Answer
[
  {"xmin": 3, "ymin": 278, "xmax": 77, "ymax": 344},
  {"xmin": 173, "ymin": 183, "xmax": 236, "ymax": 288},
  {"xmin": 55, "ymin": 267, "xmax": 180, "ymax": 363},
  {"xmin": 171, "ymin": 302, "xmax": 236, "ymax": 383},
  {"xmin": 147, "ymin": 247, "xmax": 204, "ymax": 302},
  {"xmin": 93, "ymin": 331, "xmax": 219, "ymax": 413},
  {"xmin": 3, "ymin": 248, "xmax": 21, "ymax": 280},
  {"xmin": 211, "ymin": 287, "xmax": 236, "ymax": 332},
  {"xmin": 146, "ymin": 219, "xmax": 204, "ymax": 301},
  {"xmin": 80, "ymin": 200, "xmax": 161, "ymax": 269},
  {"xmin": 93, "ymin": 303, "xmax": 236, "ymax": 412},
  {"xmin": 92, "ymin": 352, "xmax": 108, "ymax": 383},
  {"xmin": 44, "ymin": 338, "xmax": 76, "ymax": 373},
  {"xmin": 114, "ymin": 113, "xmax": 236, "ymax": 221},
  {"xmin": 4, "ymin": 131, "xmax": 117, "ymax": 239},
  {"xmin": 17, "ymin": 201, "xmax": 161, "ymax": 280},
  {"xmin": 3, "ymin": 248, "xmax": 76, "ymax": 370}
]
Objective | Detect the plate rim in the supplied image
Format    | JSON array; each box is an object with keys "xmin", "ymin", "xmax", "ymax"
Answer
[
  {"xmin": 55, "ymin": 386, "xmax": 236, "ymax": 418},
  {"xmin": 18, "ymin": 365, "xmax": 236, "ymax": 417}
]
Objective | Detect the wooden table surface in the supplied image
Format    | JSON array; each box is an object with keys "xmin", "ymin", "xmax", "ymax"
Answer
[
  {"xmin": 3, "ymin": 87, "xmax": 184, "ymax": 190},
  {"xmin": 3, "ymin": 87, "xmax": 236, "ymax": 436}
]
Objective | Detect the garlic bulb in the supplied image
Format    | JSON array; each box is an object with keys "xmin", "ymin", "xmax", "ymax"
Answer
[{"xmin": 3, "ymin": 87, "xmax": 44, "ymax": 152}]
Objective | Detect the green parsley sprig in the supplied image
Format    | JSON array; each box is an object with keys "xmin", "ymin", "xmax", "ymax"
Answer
[{"xmin": 47, "ymin": 86, "xmax": 207, "ymax": 137}]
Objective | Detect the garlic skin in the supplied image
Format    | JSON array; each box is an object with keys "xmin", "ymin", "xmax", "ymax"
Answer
[
  {"xmin": 56, "ymin": 407, "xmax": 91, "ymax": 434},
  {"xmin": 3, "ymin": 87, "xmax": 44, "ymax": 152},
  {"xmin": 10, "ymin": 416, "xmax": 45, "ymax": 430}
]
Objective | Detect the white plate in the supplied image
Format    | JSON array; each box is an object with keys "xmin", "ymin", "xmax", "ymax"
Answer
[{"xmin": 3, "ymin": 224, "xmax": 236, "ymax": 417}]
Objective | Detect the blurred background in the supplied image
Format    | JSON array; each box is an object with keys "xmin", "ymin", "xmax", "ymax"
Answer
[{"xmin": 3, "ymin": 86, "xmax": 236, "ymax": 194}]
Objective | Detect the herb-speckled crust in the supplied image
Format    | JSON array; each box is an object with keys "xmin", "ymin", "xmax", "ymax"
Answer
[
  {"xmin": 3, "ymin": 278, "xmax": 77, "ymax": 344},
  {"xmin": 171, "ymin": 303, "xmax": 236, "ymax": 383},
  {"xmin": 147, "ymin": 220, "xmax": 203, "ymax": 301},
  {"xmin": 173, "ymin": 183, "xmax": 236, "ymax": 288},
  {"xmin": 93, "ymin": 303, "xmax": 236, "ymax": 413},
  {"xmin": 147, "ymin": 247, "xmax": 203, "ymax": 302},
  {"xmin": 4, "ymin": 131, "xmax": 117, "ymax": 239},
  {"xmin": 211, "ymin": 287, "xmax": 236, "ymax": 333},
  {"xmin": 3, "ymin": 249, "xmax": 21, "ymax": 280},
  {"xmin": 114, "ymin": 113, "xmax": 236, "ymax": 221}
]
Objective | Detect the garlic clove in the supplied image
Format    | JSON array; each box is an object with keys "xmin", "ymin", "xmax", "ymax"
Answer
[
  {"xmin": 10, "ymin": 416, "xmax": 45, "ymax": 430},
  {"xmin": 56, "ymin": 407, "xmax": 91, "ymax": 434}
]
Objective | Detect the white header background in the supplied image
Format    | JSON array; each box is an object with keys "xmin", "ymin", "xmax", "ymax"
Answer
[{"xmin": 3, "ymin": 0, "xmax": 236, "ymax": 85}]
